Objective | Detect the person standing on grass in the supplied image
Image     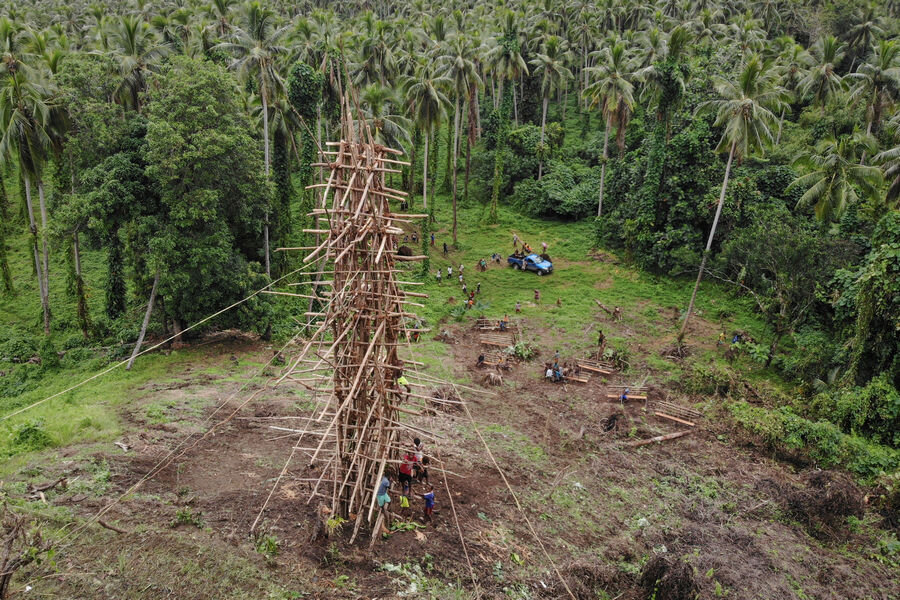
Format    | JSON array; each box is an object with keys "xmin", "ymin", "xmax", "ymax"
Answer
[
  {"xmin": 431, "ymin": 232, "xmax": 435, "ymax": 246},
  {"xmin": 513, "ymin": 233, "xmax": 519, "ymax": 248},
  {"xmin": 458, "ymin": 273, "xmax": 464, "ymax": 285},
  {"xmin": 436, "ymin": 270, "xmax": 442, "ymax": 284},
  {"xmin": 459, "ymin": 263, "xmax": 464, "ymax": 274},
  {"xmin": 542, "ymin": 241, "xmax": 548, "ymax": 253},
  {"xmin": 412, "ymin": 231, "xmax": 418, "ymax": 244},
  {"xmin": 421, "ymin": 484, "xmax": 435, "ymax": 523},
  {"xmin": 443, "ymin": 242, "xmax": 448, "ymax": 256},
  {"xmin": 476, "ymin": 282, "xmax": 481, "ymax": 294},
  {"xmin": 515, "ymin": 301, "xmax": 521, "ymax": 313},
  {"xmin": 448, "ymin": 265, "xmax": 452, "ymax": 277},
  {"xmin": 534, "ymin": 289, "xmax": 541, "ymax": 304}
]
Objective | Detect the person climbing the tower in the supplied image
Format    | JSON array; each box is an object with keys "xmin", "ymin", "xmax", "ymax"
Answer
[{"xmin": 397, "ymin": 372, "xmax": 412, "ymax": 401}]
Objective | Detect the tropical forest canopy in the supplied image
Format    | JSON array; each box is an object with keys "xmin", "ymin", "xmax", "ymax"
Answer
[{"xmin": 0, "ymin": 0, "xmax": 899, "ymax": 456}]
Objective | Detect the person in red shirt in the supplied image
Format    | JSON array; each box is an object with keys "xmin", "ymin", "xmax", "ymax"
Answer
[{"xmin": 399, "ymin": 451, "xmax": 417, "ymax": 496}]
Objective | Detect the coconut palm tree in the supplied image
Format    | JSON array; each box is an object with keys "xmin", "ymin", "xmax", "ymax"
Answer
[
  {"xmin": 405, "ymin": 62, "xmax": 450, "ymax": 211},
  {"xmin": 0, "ymin": 69, "xmax": 56, "ymax": 333},
  {"xmin": 797, "ymin": 35, "xmax": 847, "ymax": 113},
  {"xmin": 437, "ymin": 33, "xmax": 480, "ymax": 243},
  {"xmin": 680, "ymin": 56, "xmax": 786, "ymax": 341},
  {"xmin": 216, "ymin": 1, "xmax": 289, "ymax": 277},
  {"xmin": 874, "ymin": 114, "xmax": 900, "ymax": 209},
  {"xmin": 848, "ymin": 39, "xmax": 900, "ymax": 139},
  {"xmin": 360, "ymin": 82, "xmax": 411, "ymax": 150},
  {"xmin": 109, "ymin": 14, "xmax": 169, "ymax": 111},
  {"xmin": 584, "ymin": 40, "xmax": 635, "ymax": 216},
  {"xmin": 530, "ymin": 35, "xmax": 573, "ymax": 180},
  {"xmin": 485, "ymin": 10, "xmax": 528, "ymax": 120},
  {"xmin": 773, "ymin": 39, "xmax": 810, "ymax": 144},
  {"xmin": 844, "ymin": 4, "xmax": 885, "ymax": 67},
  {"xmin": 789, "ymin": 133, "xmax": 884, "ymax": 221}
]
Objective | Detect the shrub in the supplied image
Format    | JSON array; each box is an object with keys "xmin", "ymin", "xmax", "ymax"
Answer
[
  {"xmin": 0, "ymin": 333, "xmax": 38, "ymax": 363},
  {"xmin": 728, "ymin": 401, "xmax": 900, "ymax": 481},
  {"xmin": 10, "ymin": 419, "xmax": 54, "ymax": 453}
]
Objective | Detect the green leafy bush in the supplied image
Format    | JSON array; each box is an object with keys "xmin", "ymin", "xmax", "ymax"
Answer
[
  {"xmin": 728, "ymin": 401, "xmax": 900, "ymax": 481},
  {"xmin": 9, "ymin": 419, "xmax": 54, "ymax": 453}
]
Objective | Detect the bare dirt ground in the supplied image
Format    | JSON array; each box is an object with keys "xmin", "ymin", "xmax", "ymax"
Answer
[{"xmin": 9, "ymin": 321, "xmax": 900, "ymax": 599}]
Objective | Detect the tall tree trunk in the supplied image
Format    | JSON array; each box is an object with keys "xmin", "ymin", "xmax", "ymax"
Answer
[
  {"xmin": 442, "ymin": 116, "xmax": 452, "ymax": 192},
  {"xmin": 73, "ymin": 231, "xmax": 89, "ymax": 338},
  {"xmin": 37, "ymin": 178, "xmax": 51, "ymax": 333},
  {"xmin": 474, "ymin": 85, "xmax": 482, "ymax": 138},
  {"xmin": 430, "ymin": 126, "xmax": 438, "ymax": 212},
  {"xmin": 679, "ymin": 140, "xmax": 736, "ymax": 342},
  {"xmin": 422, "ymin": 129, "xmax": 429, "ymax": 209},
  {"xmin": 512, "ymin": 84, "xmax": 518, "ymax": 125},
  {"xmin": 261, "ymin": 88, "xmax": 271, "ymax": 277},
  {"xmin": 408, "ymin": 126, "xmax": 419, "ymax": 198},
  {"xmin": 861, "ymin": 114, "xmax": 874, "ymax": 165},
  {"xmin": 24, "ymin": 177, "xmax": 49, "ymax": 334},
  {"xmin": 775, "ymin": 107, "xmax": 785, "ymax": 145},
  {"xmin": 0, "ymin": 171, "xmax": 11, "ymax": 293},
  {"xmin": 127, "ymin": 269, "xmax": 159, "ymax": 370},
  {"xmin": 538, "ymin": 94, "xmax": 548, "ymax": 180},
  {"xmin": 465, "ymin": 85, "xmax": 476, "ymax": 205},
  {"xmin": 452, "ymin": 95, "xmax": 461, "ymax": 245},
  {"xmin": 598, "ymin": 113, "xmax": 611, "ymax": 217}
]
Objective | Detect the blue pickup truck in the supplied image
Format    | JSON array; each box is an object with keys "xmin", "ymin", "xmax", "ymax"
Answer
[{"xmin": 507, "ymin": 253, "xmax": 553, "ymax": 275}]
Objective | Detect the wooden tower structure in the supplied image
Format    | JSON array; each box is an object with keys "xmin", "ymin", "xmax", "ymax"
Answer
[{"xmin": 277, "ymin": 97, "xmax": 426, "ymax": 540}]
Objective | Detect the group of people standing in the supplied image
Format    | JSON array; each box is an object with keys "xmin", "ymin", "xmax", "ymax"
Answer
[{"xmin": 376, "ymin": 437, "xmax": 436, "ymax": 528}]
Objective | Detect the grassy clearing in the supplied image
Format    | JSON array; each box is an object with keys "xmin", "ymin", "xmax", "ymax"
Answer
[
  {"xmin": 399, "ymin": 199, "xmax": 769, "ymax": 353},
  {"xmin": 0, "ymin": 345, "xmax": 261, "ymax": 469}
]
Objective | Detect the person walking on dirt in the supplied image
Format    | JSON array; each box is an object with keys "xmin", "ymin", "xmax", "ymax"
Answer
[
  {"xmin": 597, "ymin": 329, "xmax": 606, "ymax": 350},
  {"xmin": 421, "ymin": 484, "xmax": 435, "ymax": 523},
  {"xmin": 377, "ymin": 471, "xmax": 394, "ymax": 523},
  {"xmin": 477, "ymin": 353, "xmax": 485, "ymax": 367},
  {"xmin": 443, "ymin": 242, "xmax": 448, "ymax": 256}
]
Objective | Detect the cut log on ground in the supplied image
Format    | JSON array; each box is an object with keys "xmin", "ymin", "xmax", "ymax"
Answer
[
  {"xmin": 654, "ymin": 412, "xmax": 695, "ymax": 427},
  {"xmin": 626, "ymin": 430, "xmax": 692, "ymax": 447}
]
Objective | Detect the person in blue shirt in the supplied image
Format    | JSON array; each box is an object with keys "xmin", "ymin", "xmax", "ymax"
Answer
[
  {"xmin": 377, "ymin": 471, "xmax": 394, "ymax": 528},
  {"xmin": 421, "ymin": 484, "xmax": 435, "ymax": 523}
]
